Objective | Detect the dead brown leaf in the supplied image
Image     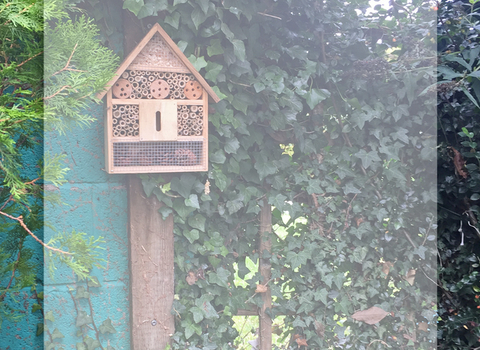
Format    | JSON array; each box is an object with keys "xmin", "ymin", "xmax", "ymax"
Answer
[
  {"xmin": 418, "ymin": 322, "xmax": 428, "ymax": 332},
  {"xmin": 351, "ymin": 306, "xmax": 389, "ymax": 325},
  {"xmin": 314, "ymin": 320, "xmax": 325, "ymax": 338},
  {"xmin": 186, "ymin": 271, "xmax": 197, "ymax": 285},
  {"xmin": 382, "ymin": 261, "xmax": 394, "ymax": 278},
  {"xmin": 255, "ymin": 284, "xmax": 268, "ymax": 293},
  {"xmin": 406, "ymin": 269, "xmax": 416, "ymax": 286},
  {"xmin": 403, "ymin": 333, "xmax": 416, "ymax": 342},
  {"xmin": 451, "ymin": 147, "xmax": 468, "ymax": 178},
  {"xmin": 295, "ymin": 337, "xmax": 308, "ymax": 347}
]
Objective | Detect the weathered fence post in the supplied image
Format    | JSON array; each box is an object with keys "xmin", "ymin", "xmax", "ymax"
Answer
[
  {"xmin": 258, "ymin": 200, "xmax": 272, "ymax": 349},
  {"xmin": 128, "ymin": 176, "xmax": 175, "ymax": 349}
]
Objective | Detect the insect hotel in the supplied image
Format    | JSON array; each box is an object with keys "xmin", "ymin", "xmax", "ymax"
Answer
[{"xmin": 97, "ymin": 23, "xmax": 219, "ymax": 174}]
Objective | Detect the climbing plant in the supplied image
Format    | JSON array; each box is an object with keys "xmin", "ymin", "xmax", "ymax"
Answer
[
  {"xmin": 437, "ymin": 0, "xmax": 480, "ymax": 348},
  {"xmin": 130, "ymin": 0, "xmax": 438, "ymax": 348}
]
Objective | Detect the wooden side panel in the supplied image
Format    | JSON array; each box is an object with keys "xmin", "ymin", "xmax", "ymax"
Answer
[
  {"xmin": 128, "ymin": 176, "xmax": 175, "ymax": 350},
  {"xmin": 139, "ymin": 100, "xmax": 177, "ymax": 141},
  {"xmin": 105, "ymin": 90, "xmax": 113, "ymax": 173},
  {"xmin": 259, "ymin": 201, "xmax": 272, "ymax": 350}
]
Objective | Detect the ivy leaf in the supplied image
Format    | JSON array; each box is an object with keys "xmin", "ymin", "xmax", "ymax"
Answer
[
  {"xmin": 191, "ymin": 7, "xmax": 206, "ymax": 30},
  {"xmin": 83, "ymin": 336, "xmax": 101, "ymax": 350},
  {"xmin": 254, "ymin": 153, "xmax": 277, "ymax": 180},
  {"xmin": 99, "ymin": 318, "xmax": 117, "ymax": 334},
  {"xmin": 36, "ymin": 323, "xmax": 44, "ymax": 336},
  {"xmin": 197, "ymin": 0, "xmax": 210, "ymax": 14},
  {"xmin": 32, "ymin": 303, "xmax": 42, "ymax": 313},
  {"xmin": 226, "ymin": 197, "xmax": 243, "ymax": 214},
  {"xmin": 191, "ymin": 306, "xmax": 204, "ymax": 323},
  {"xmin": 224, "ymin": 137, "xmax": 240, "ymax": 154},
  {"xmin": 210, "ymin": 149, "xmax": 226, "ymax": 164},
  {"xmin": 314, "ymin": 288, "xmax": 328, "ymax": 305},
  {"xmin": 173, "ymin": 0, "xmax": 187, "ymax": 5},
  {"xmin": 75, "ymin": 286, "xmax": 89, "ymax": 299},
  {"xmin": 172, "ymin": 198, "xmax": 195, "ymax": 220},
  {"xmin": 343, "ymin": 182, "xmax": 362, "ymax": 195},
  {"xmin": 355, "ymin": 149, "xmax": 381, "ymax": 169},
  {"xmin": 76, "ymin": 343, "xmax": 87, "ymax": 350},
  {"xmin": 286, "ymin": 250, "xmax": 308, "ymax": 269},
  {"xmin": 207, "ymin": 39, "xmax": 224, "ymax": 56},
  {"xmin": 188, "ymin": 55, "xmax": 208, "ymax": 71},
  {"xmin": 208, "ymin": 267, "xmax": 231, "ymax": 288},
  {"xmin": 184, "ymin": 229, "xmax": 199, "ymax": 243},
  {"xmin": 185, "ymin": 194, "xmax": 200, "ymax": 209},
  {"xmin": 45, "ymin": 310, "xmax": 55, "ymax": 322},
  {"xmin": 52, "ymin": 328, "xmax": 64, "ymax": 340},
  {"xmin": 164, "ymin": 12, "xmax": 181, "ymax": 30},
  {"xmin": 122, "ymin": 0, "xmax": 144, "ymax": 15},
  {"xmin": 76, "ymin": 311, "xmax": 92, "ymax": 327},
  {"xmin": 212, "ymin": 168, "xmax": 228, "ymax": 191},
  {"xmin": 305, "ymin": 88, "xmax": 330, "ymax": 109},
  {"xmin": 188, "ymin": 214, "xmax": 206, "ymax": 231},
  {"xmin": 205, "ymin": 62, "xmax": 223, "ymax": 82},
  {"xmin": 231, "ymin": 39, "xmax": 246, "ymax": 61},
  {"xmin": 171, "ymin": 174, "xmax": 196, "ymax": 198},
  {"xmin": 221, "ymin": 22, "xmax": 234, "ymax": 41}
]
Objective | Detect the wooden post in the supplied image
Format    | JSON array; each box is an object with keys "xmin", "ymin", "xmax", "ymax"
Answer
[
  {"xmin": 122, "ymin": 12, "xmax": 176, "ymax": 350},
  {"xmin": 128, "ymin": 176, "xmax": 175, "ymax": 349},
  {"xmin": 258, "ymin": 200, "xmax": 272, "ymax": 349}
]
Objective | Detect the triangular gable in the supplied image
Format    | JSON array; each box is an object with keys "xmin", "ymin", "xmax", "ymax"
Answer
[
  {"xmin": 97, "ymin": 23, "xmax": 220, "ymax": 103},
  {"xmin": 128, "ymin": 33, "xmax": 189, "ymax": 72}
]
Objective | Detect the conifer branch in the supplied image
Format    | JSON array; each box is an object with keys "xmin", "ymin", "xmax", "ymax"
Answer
[
  {"xmin": 44, "ymin": 85, "xmax": 71, "ymax": 100},
  {"xmin": 52, "ymin": 43, "xmax": 86, "ymax": 76},
  {"xmin": 16, "ymin": 50, "xmax": 43, "ymax": 68},
  {"xmin": 0, "ymin": 211, "xmax": 72, "ymax": 255}
]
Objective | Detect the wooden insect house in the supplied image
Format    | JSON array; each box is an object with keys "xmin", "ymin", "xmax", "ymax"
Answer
[{"xmin": 97, "ymin": 23, "xmax": 220, "ymax": 174}]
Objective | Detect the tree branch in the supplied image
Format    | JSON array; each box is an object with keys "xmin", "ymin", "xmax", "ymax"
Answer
[
  {"xmin": 51, "ymin": 43, "xmax": 86, "ymax": 76},
  {"xmin": 44, "ymin": 85, "xmax": 71, "ymax": 100},
  {"xmin": 0, "ymin": 211, "xmax": 72, "ymax": 255}
]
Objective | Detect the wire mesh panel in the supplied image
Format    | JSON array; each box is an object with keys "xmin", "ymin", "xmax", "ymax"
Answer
[{"xmin": 111, "ymin": 140, "xmax": 206, "ymax": 172}]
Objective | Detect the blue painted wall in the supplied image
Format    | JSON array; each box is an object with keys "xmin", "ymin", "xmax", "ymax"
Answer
[
  {"xmin": 1, "ymin": 5, "xmax": 130, "ymax": 348},
  {"xmin": 43, "ymin": 102, "xmax": 130, "ymax": 349},
  {"xmin": 0, "ymin": 134, "xmax": 44, "ymax": 350}
]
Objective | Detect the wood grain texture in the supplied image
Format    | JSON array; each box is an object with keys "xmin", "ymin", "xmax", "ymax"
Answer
[
  {"xmin": 258, "ymin": 201, "xmax": 272, "ymax": 350},
  {"xmin": 128, "ymin": 176, "xmax": 174, "ymax": 349}
]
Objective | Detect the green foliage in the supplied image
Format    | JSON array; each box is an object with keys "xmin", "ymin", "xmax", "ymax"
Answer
[
  {"xmin": 44, "ymin": 15, "xmax": 119, "ymax": 134},
  {"xmin": 0, "ymin": 0, "xmax": 118, "ymax": 338},
  {"xmin": 134, "ymin": 0, "xmax": 437, "ymax": 348},
  {"xmin": 437, "ymin": 0, "xmax": 480, "ymax": 348}
]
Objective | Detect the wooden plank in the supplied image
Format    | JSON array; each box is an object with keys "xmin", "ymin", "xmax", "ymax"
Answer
[
  {"xmin": 139, "ymin": 100, "xmax": 178, "ymax": 141},
  {"xmin": 128, "ymin": 176, "xmax": 175, "ymax": 350},
  {"xmin": 258, "ymin": 201, "xmax": 272, "ymax": 350},
  {"xmin": 105, "ymin": 90, "xmax": 113, "ymax": 173},
  {"xmin": 112, "ymin": 99, "xmax": 204, "ymax": 105}
]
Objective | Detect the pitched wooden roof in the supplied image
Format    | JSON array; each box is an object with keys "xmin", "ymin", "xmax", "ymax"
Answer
[{"xmin": 96, "ymin": 23, "xmax": 220, "ymax": 103}]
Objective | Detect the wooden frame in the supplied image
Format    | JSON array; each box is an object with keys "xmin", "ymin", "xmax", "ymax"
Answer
[{"xmin": 100, "ymin": 23, "xmax": 218, "ymax": 174}]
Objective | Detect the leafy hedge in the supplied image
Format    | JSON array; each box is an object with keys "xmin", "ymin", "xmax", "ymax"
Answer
[
  {"xmin": 437, "ymin": 0, "xmax": 480, "ymax": 348},
  {"xmin": 129, "ymin": 0, "xmax": 438, "ymax": 348}
]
